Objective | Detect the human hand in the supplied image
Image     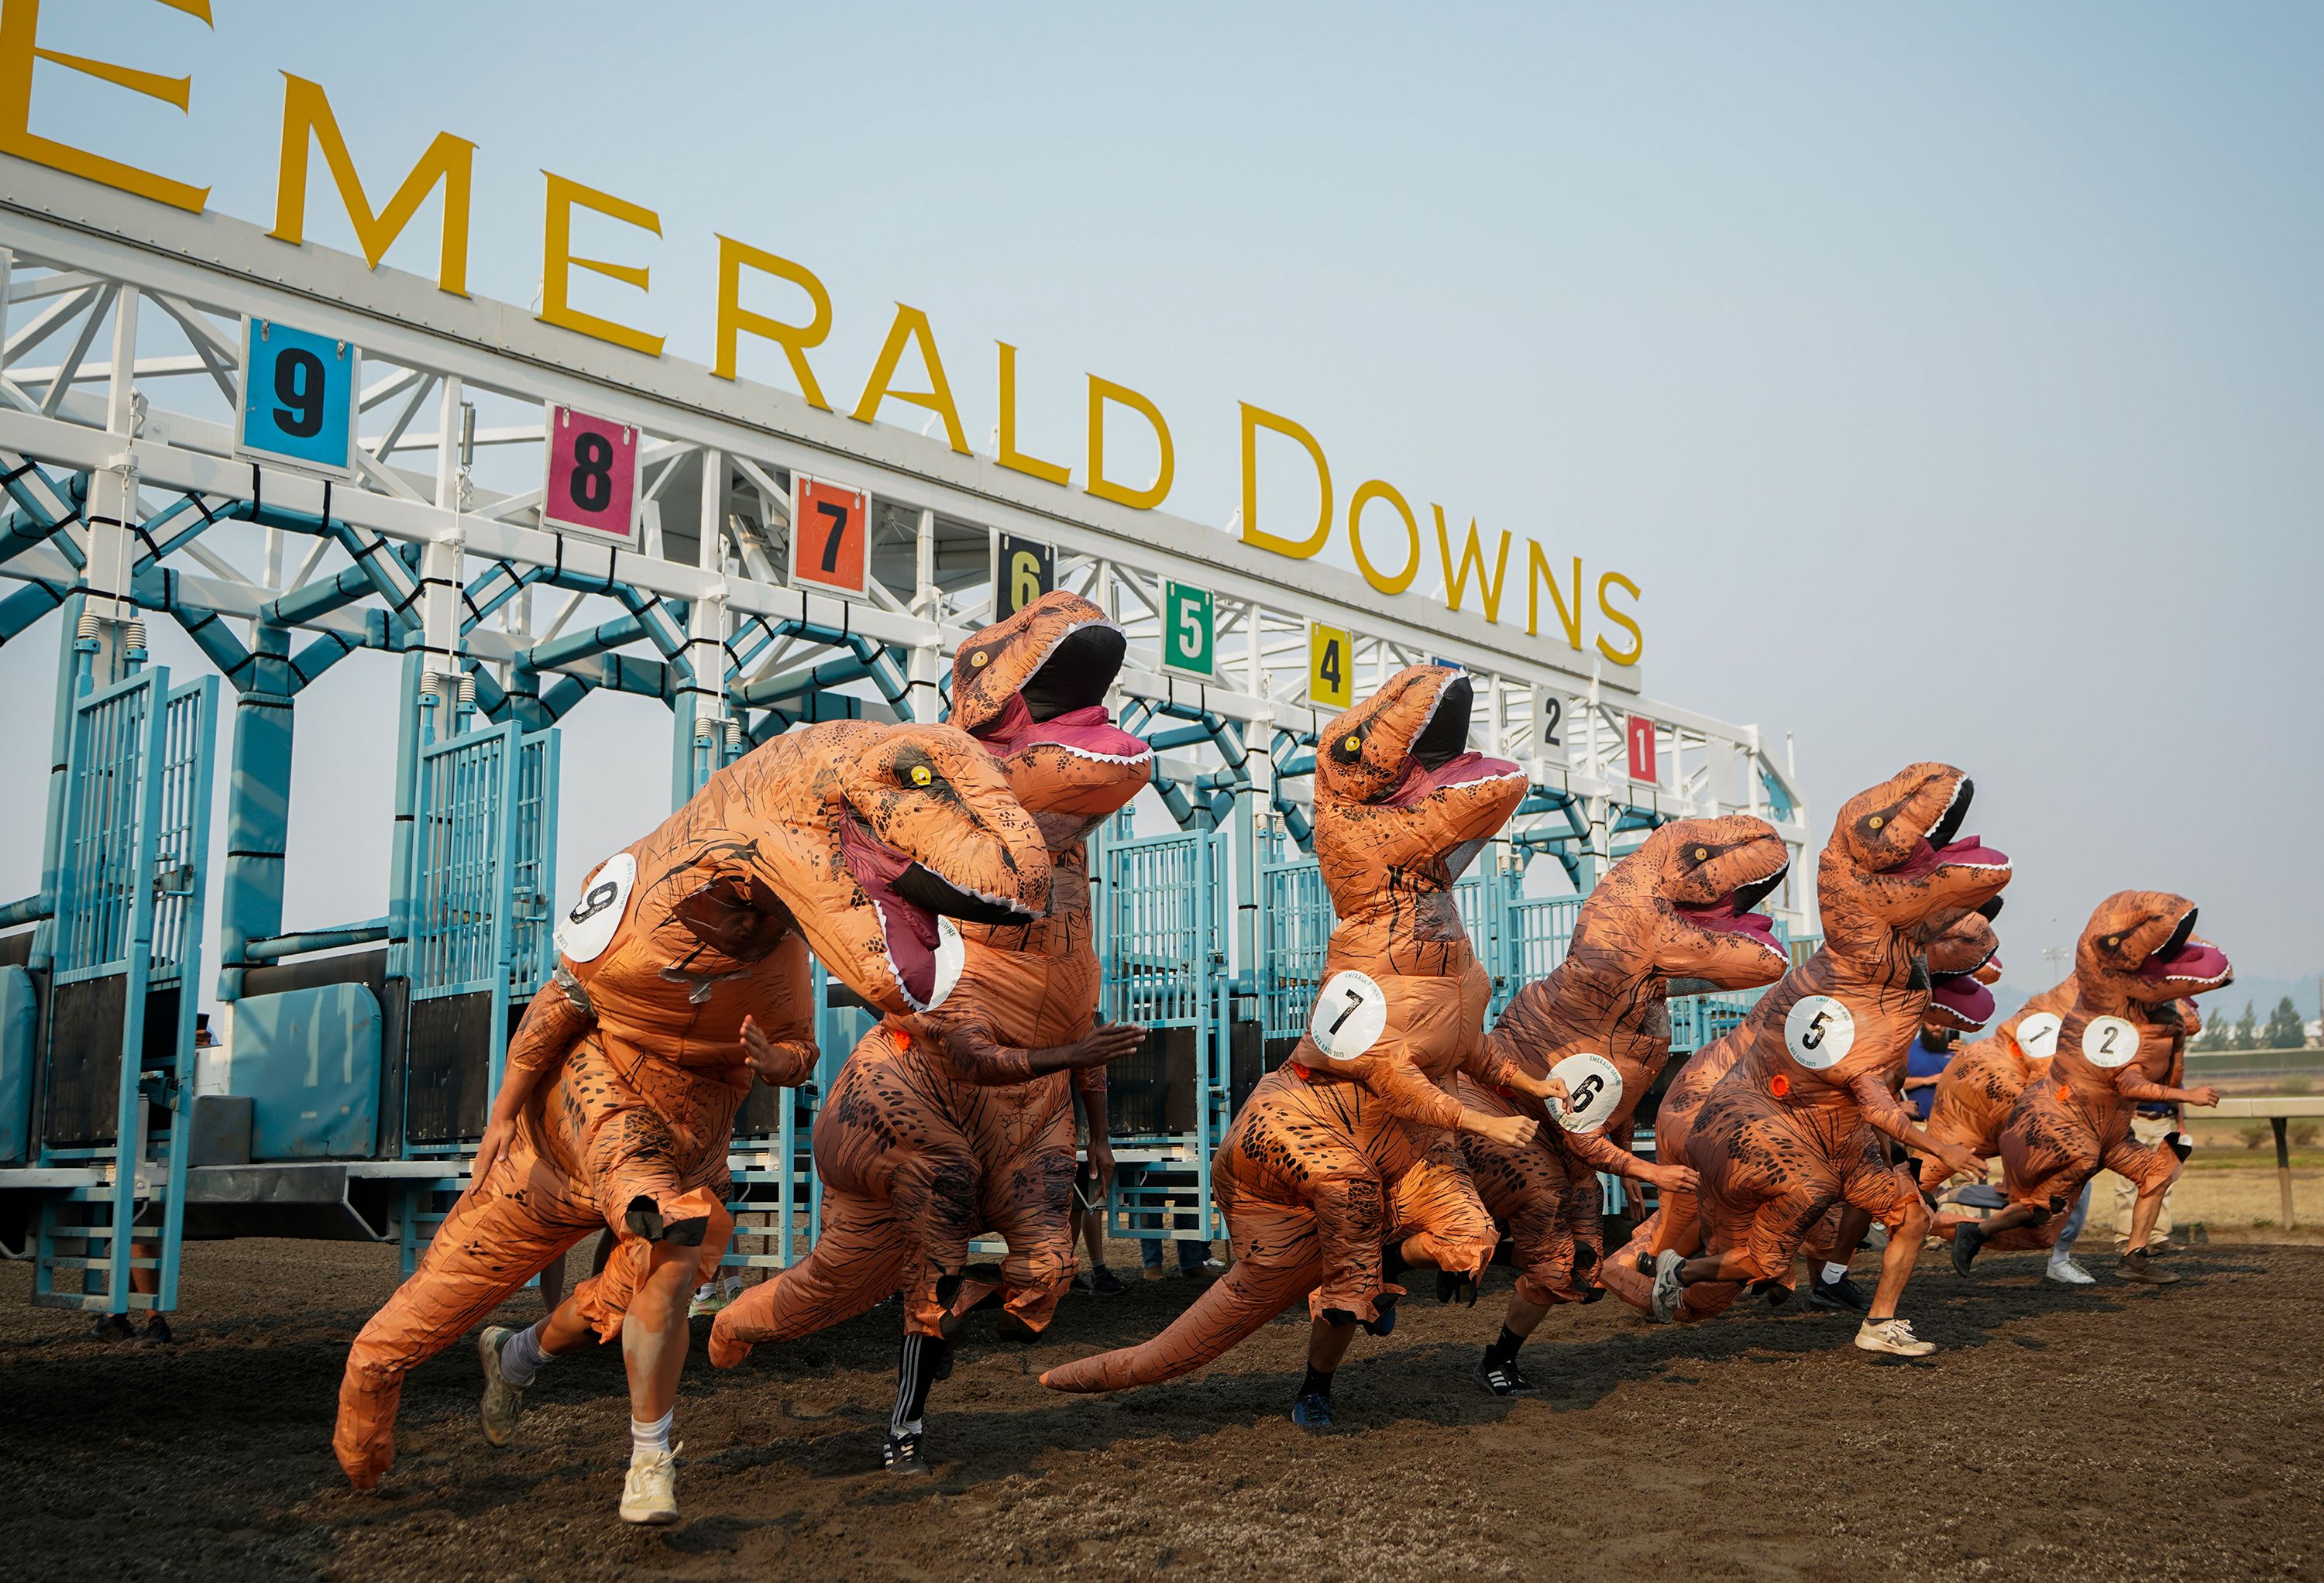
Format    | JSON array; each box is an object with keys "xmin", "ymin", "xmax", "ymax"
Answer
[{"xmin": 1065, "ymin": 1022, "xmax": 1147, "ymax": 1069}]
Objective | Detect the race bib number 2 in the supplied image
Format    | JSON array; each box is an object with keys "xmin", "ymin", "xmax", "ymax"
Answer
[
  {"xmin": 1309, "ymin": 970, "xmax": 1388, "ymax": 1061},
  {"xmin": 1783, "ymin": 994, "xmax": 1857, "ymax": 1070},
  {"xmin": 556, "ymin": 853, "xmax": 636, "ymax": 963},
  {"xmin": 2082, "ymin": 1015, "xmax": 2140, "ymax": 1069}
]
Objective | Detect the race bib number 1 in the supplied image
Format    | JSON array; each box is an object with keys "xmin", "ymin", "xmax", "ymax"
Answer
[
  {"xmin": 1550, "ymin": 1052, "xmax": 1623, "ymax": 1134},
  {"xmin": 556, "ymin": 853, "xmax": 636, "ymax": 963},
  {"xmin": 1783, "ymin": 994, "xmax": 1857, "ymax": 1070},
  {"xmin": 1309, "ymin": 970, "xmax": 1387, "ymax": 1061},
  {"xmin": 2082, "ymin": 1015, "xmax": 2140, "ymax": 1069},
  {"xmin": 2014, "ymin": 1011, "xmax": 2063, "ymax": 1060}
]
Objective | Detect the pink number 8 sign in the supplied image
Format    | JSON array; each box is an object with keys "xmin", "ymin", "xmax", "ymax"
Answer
[{"xmin": 541, "ymin": 406, "xmax": 641, "ymax": 544}]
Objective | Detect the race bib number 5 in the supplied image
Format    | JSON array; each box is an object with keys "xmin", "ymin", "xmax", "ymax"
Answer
[
  {"xmin": 1309, "ymin": 970, "xmax": 1388, "ymax": 1061},
  {"xmin": 555, "ymin": 853, "xmax": 636, "ymax": 963},
  {"xmin": 1783, "ymin": 994, "xmax": 1857, "ymax": 1070}
]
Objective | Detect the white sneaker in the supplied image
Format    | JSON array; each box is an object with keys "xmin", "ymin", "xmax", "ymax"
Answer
[
  {"xmin": 620, "ymin": 1444, "xmax": 681, "ymax": 1525},
  {"xmin": 2045, "ymin": 1258, "xmax": 2095, "ymax": 1286},
  {"xmin": 1854, "ymin": 1317, "xmax": 1937, "ymax": 1357},
  {"xmin": 1650, "ymin": 1251, "xmax": 1686, "ymax": 1323}
]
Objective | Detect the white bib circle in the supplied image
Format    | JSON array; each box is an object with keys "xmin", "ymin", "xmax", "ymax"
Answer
[
  {"xmin": 1309, "ymin": 970, "xmax": 1388, "ymax": 1061},
  {"xmin": 1550, "ymin": 1052, "xmax": 1623, "ymax": 1135},
  {"xmin": 2082, "ymin": 1015, "xmax": 2140, "ymax": 1068},
  {"xmin": 2014, "ymin": 1011, "xmax": 2063, "ymax": 1060},
  {"xmin": 1783, "ymin": 994, "xmax": 1857, "ymax": 1070},
  {"xmin": 555, "ymin": 852, "xmax": 636, "ymax": 964},
  {"xmin": 925, "ymin": 916, "xmax": 965, "ymax": 1011}
]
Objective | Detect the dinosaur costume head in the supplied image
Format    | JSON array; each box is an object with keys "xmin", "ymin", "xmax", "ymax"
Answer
[
  {"xmin": 1313, "ymin": 665, "xmax": 1526, "ymax": 888},
  {"xmin": 2069, "ymin": 891, "xmax": 2233, "ymax": 1013},
  {"xmin": 812, "ymin": 723, "xmax": 1052, "ymax": 1011},
  {"xmin": 1922, "ymin": 901, "xmax": 2003, "ymax": 1033},
  {"xmin": 1589, "ymin": 816, "xmax": 1793, "ymax": 989},
  {"xmin": 1818, "ymin": 763, "xmax": 2011, "ymax": 953},
  {"xmin": 948, "ymin": 589, "xmax": 1150, "ymax": 844}
]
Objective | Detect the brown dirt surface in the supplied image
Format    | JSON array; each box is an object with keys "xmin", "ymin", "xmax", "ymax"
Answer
[{"xmin": 2, "ymin": 1238, "xmax": 2319, "ymax": 1581}]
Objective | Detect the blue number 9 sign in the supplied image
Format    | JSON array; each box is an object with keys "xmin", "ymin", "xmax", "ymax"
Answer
[{"xmin": 235, "ymin": 318, "xmax": 358, "ymax": 476}]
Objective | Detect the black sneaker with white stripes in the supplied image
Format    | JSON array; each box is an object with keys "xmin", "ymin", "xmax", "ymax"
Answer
[
  {"xmin": 1475, "ymin": 1353, "xmax": 1534, "ymax": 1397},
  {"xmin": 882, "ymin": 1430, "xmax": 928, "ymax": 1475}
]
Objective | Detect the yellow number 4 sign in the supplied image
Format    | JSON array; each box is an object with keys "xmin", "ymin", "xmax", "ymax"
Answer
[{"xmin": 1308, "ymin": 620, "xmax": 1353, "ymax": 709}]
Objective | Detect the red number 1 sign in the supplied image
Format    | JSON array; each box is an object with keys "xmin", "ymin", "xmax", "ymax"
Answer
[
  {"xmin": 1626, "ymin": 715, "xmax": 1658, "ymax": 783},
  {"xmin": 791, "ymin": 475, "xmax": 871, "ymax": 598},
  {"xmin": 541, "ymin": 406, "xmax": 641, "ymax": 544}
]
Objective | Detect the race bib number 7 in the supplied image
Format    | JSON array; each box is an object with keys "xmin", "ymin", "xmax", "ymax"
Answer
[{"xmin": 1309, "ymin": 970, "xmax": 1387, "ymax": 1061}]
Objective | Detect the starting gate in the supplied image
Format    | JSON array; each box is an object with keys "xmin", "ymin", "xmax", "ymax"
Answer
[{"xmin": 29, "ymin": 662, "xmax": 217, "ymax": 1313}]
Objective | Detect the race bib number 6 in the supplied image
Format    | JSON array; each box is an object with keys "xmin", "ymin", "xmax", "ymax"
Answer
[
  {"xmin": 1783, "ymin": 994, "xmax": 1857, "ymax": 1070},
  {"xmin": 1309, "ymin": 970, "xmax": 1388, "ymax": 1061},
  {"xmin": 1550, "ymin": 1052, "xmax": 1623, "ymax": 1134},
  {"xmin": 555, "ymin": 853, "xmax": 636, "ymax": 963},
  {"xmin": 2082, "ymin": 1015, "xmax": 2140, "ymax": 1069}
]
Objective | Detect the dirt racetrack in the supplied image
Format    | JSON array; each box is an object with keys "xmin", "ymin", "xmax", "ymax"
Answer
[{"xmin": 2, "ymin": 1239, "xmax": 2319, "ymax": 1582}]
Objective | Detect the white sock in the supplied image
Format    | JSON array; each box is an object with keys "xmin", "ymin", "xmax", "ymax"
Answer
[
  {"xmin": 498, "ymin": 1319, "xmax": 552, "ymax": 1387},
  {"xmin": 1820, "ymin": 1262, "xmax": 1850, "ymax": 1284},
  {"xmin": 631, "ymin": 1407, "xmax": 674, "ymax": 1460}
]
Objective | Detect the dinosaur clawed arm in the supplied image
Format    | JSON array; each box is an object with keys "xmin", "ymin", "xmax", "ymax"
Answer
[{"xmin": 504, "ymin": 970, "xmax": 595, "ymax": 1079}]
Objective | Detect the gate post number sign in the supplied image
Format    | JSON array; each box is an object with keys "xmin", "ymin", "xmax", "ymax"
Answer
[
  {"xmin": 235, "ymin": 318, "xmax": 357, "ymax": 476},
  {"xmin": 541, "ymin": 406, "xmax": 642, "ymax": 544},
  {"xmin": 1308, "ymin": 620, "xmax": 1353, "ymax": 710},
  {"xmin": 1161, "ymin": 581, "xmax": 1215, "ymax": 678},
  {"xmin": 1626, "ymin": 714, "xmax": 1659, "ymax": 784},
  {"xmin": 992, "ymin": 532, "xmax": 1056, "ymax": 620},
  {"xmin": 791, "ymin": 475, "xmax": 873, "ymax": 598}
]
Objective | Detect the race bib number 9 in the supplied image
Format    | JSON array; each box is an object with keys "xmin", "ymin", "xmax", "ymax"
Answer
[
  {"xmin": 1309, "ymin": 970, "xmax": 1387, "ymax": 1061},
  {"xmin": 2082, "ymin": 1015, "xmax": 2140, "ymax": 1068},
  {"xmin": 2014, "ymin": 1011, "xmax": 2063, "ymax": 1061},
  {"xmin": 1550, "ymin": 1052, "xmax": 1623, "ymax": 1134},
  {"xmin": 1783, "ymin": 994, "xmax": 1857, "ymax": 1070},
  {"xmin": 555, "ymin": 853, "xmax": 636, "ymax": 964}
]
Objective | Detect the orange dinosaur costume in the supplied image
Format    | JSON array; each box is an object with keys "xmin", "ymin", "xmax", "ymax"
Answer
[
  {"xmin": 1042, "ymin": 666, "xmax": 1547, "ymax": 1416},
  {"xmin": 332, "ymin": 719, "xmax": 1052, "ymax": 1500},
  {"xmin": 1456, "ymin": 816, "xmax": 1793, "ymax": 1393},
  {"xmin": 707, "ymin": 593, "xmax": 1152, "ymax": 1468},
  {"xmin": 1614, "ymin": 765, "xmax": 2008, "ymax": 1354},
  {"xmin": 1951, "ymin": 893, "xmax": 2229, "ymax": 1279},
  {"xmin": 1915, "ymin": 900, "xmax": 2174, "ymax": 1197}
]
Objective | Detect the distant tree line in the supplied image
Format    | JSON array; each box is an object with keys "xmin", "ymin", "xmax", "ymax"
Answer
[{"xmin": 2192, "ymin": 996, "xmax": 2311, "ymax": 1052}]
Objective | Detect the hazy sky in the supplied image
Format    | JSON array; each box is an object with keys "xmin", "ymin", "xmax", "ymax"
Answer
[{"xmin": 2, "ymin": 2, "xmax": 2318, "ymax": 1001}]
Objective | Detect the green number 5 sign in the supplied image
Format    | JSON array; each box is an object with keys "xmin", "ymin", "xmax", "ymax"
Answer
[{"xmin": 1162, "ymin": 582, "xmax": 1214, "ymax": 678}]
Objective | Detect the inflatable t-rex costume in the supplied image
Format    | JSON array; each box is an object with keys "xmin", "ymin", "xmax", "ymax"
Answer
[
  {"xmin": 1915, "ymin": 898, "xmax": 2171, "ymax": 1196},
  {"xmin": 706, "ymin": 594, "xmax": 1152, "ymax": 1463},
  {"xmin": 1611, "ymin": 765, "xmax": 2007, "ymax": 1352},
  {"xmin": 1456, "ymin": 816, "xmax": 1793, "ymax": 1392},
  {"xmin": 334, "ymin": 719, "xmax": 1052, "ymax": 1494},
  {"xmin": 1042, "ymin": 666, "xmax": 1547, "ymax": 1413},
  {"xmin": 1951, "ymin": 892, "xmax": 2229, "ymax": 1279}
]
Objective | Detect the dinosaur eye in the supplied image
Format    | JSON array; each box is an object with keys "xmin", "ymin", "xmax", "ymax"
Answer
[
  {"xmin": 2105, "ymin": 935, "xmax": 2120, "ymax": 949},
  {"xmin": 968, "ymin": 651, "xmax": 989, "ymax": 670},
  {"xmin": 909, "ymin": 764, "xmax": 933, "ymax": 788},
  {"xmin": 1693, "ymin": 847, "xmax": 1708, "ymax": 862},
  {"xmin": 1344, "ymin": 735, "xmax": 1361, "ymax": 753},
  {"xmin": 1868, "ymin": 816, "xmax": 1884, "ymax": 831}
]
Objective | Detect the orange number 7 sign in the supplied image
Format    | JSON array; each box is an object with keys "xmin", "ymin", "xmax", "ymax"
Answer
[{"xmin": 791, "ymin": 476, "xmax": 871, "ymax": 597}]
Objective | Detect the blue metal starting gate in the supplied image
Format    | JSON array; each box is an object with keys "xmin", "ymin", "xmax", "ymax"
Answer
[{"xmin": 29, "ymin": 664, "xmax": 216, "ymax": 1314}]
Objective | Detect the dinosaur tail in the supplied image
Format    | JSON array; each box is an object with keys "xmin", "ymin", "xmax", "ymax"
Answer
[{"xmin": 1040, "ymin": 1254, "xmax": 1318, "ymax": 1393}]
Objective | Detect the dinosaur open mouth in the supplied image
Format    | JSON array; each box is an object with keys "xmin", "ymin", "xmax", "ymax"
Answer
[
  {"xmin": 1882, "ymin": 776, "xmax": 2008, "ymax": 879},
  {"xmin": 2137, "ymin": 908, "xmax": 2232, "ymax": 988},
  {"xmin": 1383, "ymin": 672, "xmax": 1523, "ymax": 807},
  {"xmin": 1927, "ymin": 971, "xmax": 1996, "ymax": 1030},
  {"xmin": 975, "ymin": 694, "xmax": 1151, "ymax": 764},
  {"xmin": 839, "ymin": 813, "xmax": 1033, "ymax": 1009},
  {"xmin": 1675, "ymin": 868, "xmax": 1789, "ymax": 958},
  {"xmin": 1021, "ymin": 621, "xmax": 1126, "ymax": 722}
]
